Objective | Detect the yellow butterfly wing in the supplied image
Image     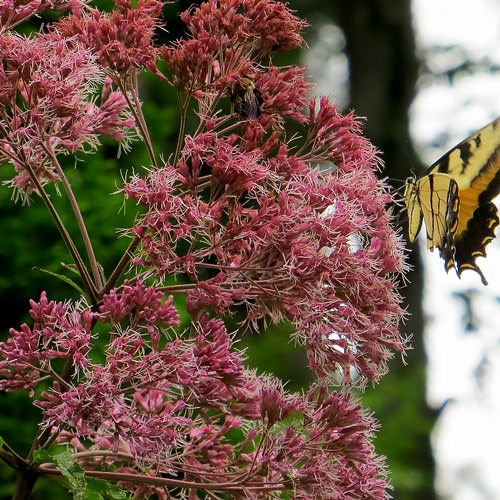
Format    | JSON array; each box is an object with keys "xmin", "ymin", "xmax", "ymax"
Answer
[
  {"xmin": 405, "ymin": 117, "xmax": 500, "ymax": 285},
  {"xmin": 405, "ymin": 172, "xmax": 460, "ymax": 270},
  {"xmin": 427, "ymin": 117, "xmax": 500, "ymax": 191},
  {"xmin": 404, "ymin": 177, "xmax": 423, "ymax": 243}
]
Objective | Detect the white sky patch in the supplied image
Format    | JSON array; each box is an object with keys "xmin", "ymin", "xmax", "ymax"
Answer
[
  {"xmin": 411, "ymin": 74, "xmax": 500, "ymax": 165},
  {"xmin": 422, "ymin": 241, "xmax": 500, "ymax": 406},
  {"xmin": 432, "ymin": 402, "xmax": 500, "ymax": 500},
  {"xmin": 412, "ymin": 0, "xmax": 500, "ymax": 58},
  {"xmin": 411, "ymin": 0, "xmax": 500, "ymax": 166}
]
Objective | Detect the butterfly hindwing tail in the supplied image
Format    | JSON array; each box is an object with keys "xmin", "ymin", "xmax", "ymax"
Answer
[{"xmin": 454, "ymin": 202, "xmax": 499, "ymax": 285}]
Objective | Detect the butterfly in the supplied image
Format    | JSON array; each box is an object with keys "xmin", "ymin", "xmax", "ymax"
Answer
[
  {"xmin": 405, "ymin": 117, "xmax": 500, "ymax": 285},
  {"xmin": 229, "ymin": 75, "xmax": 263, "ymax": 120}
]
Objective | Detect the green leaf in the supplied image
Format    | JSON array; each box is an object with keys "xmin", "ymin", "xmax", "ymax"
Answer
[
  {"xmin": 54, "ymin": 451, "xmax": 86, "ymax": 498},
  {"xmin": 60, "ymin": 262, "xmax": 81, "ymax": 276},
  {"xmin": 33, "ymin": 449, "xmax": 86, "ymax": 498},
  {"xmin": 85, "ymin": 478, "xmax": 131, "ymax": 499},
  {"xmin": 33, "ymin": 449, "xmax": 131, "ymax": 499},
  {"xmin": 33, "ymin": 267, "xmax": 86, "ymax": 296},
  {"xmin": 32, "ymin": 448, "xmax": 54, "ymax": 463}
]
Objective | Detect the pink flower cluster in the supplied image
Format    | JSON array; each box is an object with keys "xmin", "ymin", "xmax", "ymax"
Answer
[
  {"xmin": 58, "ymin": 0, "xmax": 164, "ymax": 76},
  {"xmin": 0, "ymin": 283, "xmax": 179, "ymax": 394},
  {"xmin": 0, "ymin": 31, "xmax": 134, "ymax": 197},
  {"xmin": 1, "ymin": 290, "xmax": 391, "ymax": 498},
  {"xmin": 0, "ymin": 0, "xmax": 82, "ymax": 32},
  {"xmin": 0, "ymin": 292, "xmax": 92, "ymax": 395},
  {"xmin": 0, "ymin": 0, "xmax": 409, "ymax": 498},
  {"xmin": 126, "ymin": 98, "xmax": 406, "ymax": 384},
  {"xmin": 135, "ymin": 0, "xmax": 407, "ymax": 386},
  {"xmin": 163, "ymin": 0, "xmax": 307, "ymax": 93}
]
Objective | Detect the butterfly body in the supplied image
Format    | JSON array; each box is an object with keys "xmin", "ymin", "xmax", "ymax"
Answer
[{"xmin": 405, "ymin": 117, "xmax": 500, "ymax": 285}]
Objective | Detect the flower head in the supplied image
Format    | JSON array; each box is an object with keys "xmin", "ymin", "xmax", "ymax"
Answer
[
  {"xmin": 0, "ymin": 0, "xmax": 83, "ymax": 33},
  {"xmin": 57, "ymin": 0, "xmax": 163, "ymax": 76},
  {"xmin": 0, "ymin": 0, "xmax": 408, "ymax": 497},
  {"xmin": 126, "ymin": 92, "xmax": 407, "ymax": 383},
  {"xmin": 162, "ymin": 0, "xmax": 307, "ymax": 106},
  {"xmin": 0, "ymin": 32, "xmax": 134, "ymax": 198}
]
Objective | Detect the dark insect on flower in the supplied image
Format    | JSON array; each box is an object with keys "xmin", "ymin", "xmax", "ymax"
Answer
[{"xmin": 229, "ymin": 75, "xmax": 263, "ymax": 120}]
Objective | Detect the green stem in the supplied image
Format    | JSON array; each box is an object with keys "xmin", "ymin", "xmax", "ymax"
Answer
[{"xmin": 173, "ymin": 92, "xmax": 191, "ymax": 166}]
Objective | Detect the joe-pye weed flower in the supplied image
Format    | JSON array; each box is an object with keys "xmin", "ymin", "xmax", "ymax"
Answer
[{"xmin": 0, "ymin": 0, "xmax": 408, "ymax": 498}]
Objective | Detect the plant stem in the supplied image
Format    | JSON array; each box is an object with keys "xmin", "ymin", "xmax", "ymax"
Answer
[
  {"xmin": 44, "ymin": 143, "xmax": 103, "ymax": 291},
  {"xmin": 13, "ymin": 359, "xmax": 75, "ymax": 500},
  {"xmin": 18, "ymin": 154, "xmax": 99, "ymax": 303},
  {"xmin": 37, "ymin": 467, "xmax": 287, "ymax": 492},
  {"xmin": 12, "ymin": 470, "xmax": 37, "ymax": 500},
  {"xmin": 99, "ymin": 235, "xmax": 141, "ymax": 298},
  {"xmin": 118, "ymin": 72, "xmax": 158, "ymax": 169},
  {"xmin": 173, "ymin": 91, "xmax": 190, "ymax": 165}
]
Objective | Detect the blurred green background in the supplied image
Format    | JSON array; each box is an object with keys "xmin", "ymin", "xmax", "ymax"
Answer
[{"xmin": 0, "ymin": 1, "xmax": 435, "ymax": 499}]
